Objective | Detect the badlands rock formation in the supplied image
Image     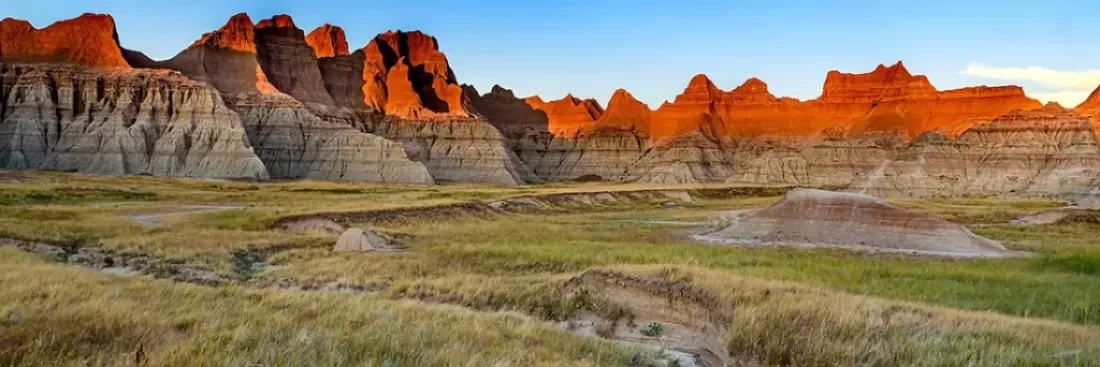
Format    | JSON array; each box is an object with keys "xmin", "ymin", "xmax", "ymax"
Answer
[
  {"xmin": 0, "ymin": 13, "xmax": 131, "ymax": 69},
  {"xmin": 0, "ymin": 15, "xmax": 267, "ymax": 179},
  {"xmin": 851, "ymin": 103, "xmax": 1100, "ymax": 198},
  {"xmin": 706, "ymin": 189, "xmax": 1008, "ymax": 256},
  {"xmin": 6, "ymin": 12, "xmax": 1100, "ymax": 197},
  {"xmin": 475, "ymin": 62, "xmax": 1047, "ymax": 186}
]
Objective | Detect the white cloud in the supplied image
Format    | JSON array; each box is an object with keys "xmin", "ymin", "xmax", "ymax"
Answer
[
  {"xmin": 1028, "ymin": 90, "xmax": 1093, "ymax": 108},
  {"xmin": 963, "ymin": 63, "xmax": 1100, "ymax": 90}
]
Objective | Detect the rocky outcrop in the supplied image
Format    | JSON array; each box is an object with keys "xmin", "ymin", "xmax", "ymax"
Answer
[
  {"xmin": 480, "ymin": 62, "xmax": 1045, "ymax": 186},
  {"xmin": 333, "ymin": 228, "xmax": 400, "ymax": 252},
  {"xmin": 0, "ymin": 13, "xmax": 130, "ymax": 69},
  {"xmin": 306, "ymin": 25, "xmax": 365, "ymax": 111},
  {"xmin": 305, "ymin": 24, "xmax": 349, "ymax": 58},
  {"xmin": 254, "ymin": 15, "xmax": 336, "ymax": 108},
  {"xmin": 360, "ymin": 30, "xmax": 473, "ymax": 119},
  {"xmin": 704, "ymin": 189, "xmax": 1009, "ymax": 256},
  {"xmin": 852, "ymin": 104, "xmax": 1100, "ymax": 198},
  {"xmin": 465, "ymin": 85, "xmax": 549, "ymax": 140},
  {"xmin": 365, "ymin": 118, "xmax": 535, "ymax": 185},
  {"xmin": 235, "ymin": 94, "xmax": 433, "ymax": 183},
  {"xmin": 154, "ymin": 14, "xmax": 434, "ymax": 184},
  {"xmin": 0, "ymin": 65, "xmax": 268, "ymax": 179}
]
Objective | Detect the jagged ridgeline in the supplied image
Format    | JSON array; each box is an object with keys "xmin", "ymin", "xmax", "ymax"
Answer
[{"xmin": 5, "ymin": 13, "xmax": 1100, "ymax": 196}]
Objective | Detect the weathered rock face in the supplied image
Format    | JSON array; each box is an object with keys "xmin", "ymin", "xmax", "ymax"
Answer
[
  {"xmin": 852, "ymin": 104, "xmax": 1100, "ymax": 198},
  {"xmin": 158, "ymin": 13, "xmax": 278, "ymax": 97},
  {"xmin": 588, "ymin": 89, "xmax": 652, "ymax": 137},
  {"xmin": 0, "ymin": 65, "xmax": 268, "ymax": 179},
  {"xmin": 151, "ymin": 14, "xmax": 434, "ymax": 184},
  {"xmin": 305, "ymin": 24, "xmax": 349, "ymax": 58},
  {"xmin": 306, "ymin": 25, "xmax": 365, "ymax": 111},
  {"xmin": 649, "ymin": 62, "xmax": 1041, "ymax": 142},
  {"xmin": 538, "ymin": 95, "xmax": 604, "ymax": 138},
  {"xmin": 235, "ymin": 94, "xmax": 433, "ymax": 184},
  {"xmin": 254, "ymin": 15, "xmax": 336, "ymax": 107},
  {"xmin": 465, "ymin": 85, "xmax": 550, "ymax": 140},
  {"xmin": 707, "ymin": 189, "xmax": 1007, "ymax": 255},
  {"xmin": 365, "ymin": 119, "xmax": 535, "ymax": 185},
  {"xmin": 0, "ymin": 13, "xmax": 130, "ymax": 69},
  {"xmin": 476, "ymin": 62, "xmax": 1045, "ymax": 186},
  {"xmin": 360, "ymin": 31, "xmax": 473, "ymax": 119}
]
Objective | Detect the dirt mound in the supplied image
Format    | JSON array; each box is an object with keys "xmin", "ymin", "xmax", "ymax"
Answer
[
  {"xmin": 333, "ymin": 228, "xmax": 402, "ymax": 252},
  {"xmin": 704, "ymin": 189, "xmax": 1008, "ymax": 256}
]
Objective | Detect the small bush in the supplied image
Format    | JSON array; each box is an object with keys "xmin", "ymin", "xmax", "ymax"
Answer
[{"xmin": 640, "ymin": 322, "xmax": 664, "ymax": 337}]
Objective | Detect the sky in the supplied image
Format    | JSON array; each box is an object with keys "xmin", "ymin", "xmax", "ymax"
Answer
[{"xmin": 7, "ymin": 0, "xmax": 1100, "ymax": 107}]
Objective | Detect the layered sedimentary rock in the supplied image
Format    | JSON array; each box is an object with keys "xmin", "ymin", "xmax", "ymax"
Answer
[
  {"xmin": 360, "ymin": 30, "xmax": 473, "ymax": 119},
  {"xmin": 306, "ymin": 25, "xmax": 365, "ymax": 111},
  {"xmin": 347, "ymin": 31, "xmax": 535, "ymax": 185},
  {"xmin": 464, "ymin": 85, "xmax": 549, "ymax": 140},
  {"xmin": 150, "ymin": 14, "xmax": 434, "ymax": 184},
  {"xmin": 534, "ymin": 95, "xmax": 604, "ymax": 137},
  {"xmin": 0, "ymin": 65, "xmax": 268, "ymax": 179},
  {"xmin": 365, "ymin": 118, "xmax": 536, "ymax": 185},
  {"xmin": 707, "ymin": 189, "xmax": 1007, "ymax": 255},
  {"xmin": 7, "ymin": 12, "xmax": 1098, "ymax": 194},
  {"xmin": 474, "ymin": 62, "xmax": 1044, "ymax": 186},
  {"xmin": 0, "ymin": 13, "xmax": 130, "ymax": 69},
  {"xmin": 851, "ymin": 104, "xmax": 1100, "ymax": 197},
  {"xmin": 650, "ymin": 63, "xmax": 1041, "ymax": 142}
]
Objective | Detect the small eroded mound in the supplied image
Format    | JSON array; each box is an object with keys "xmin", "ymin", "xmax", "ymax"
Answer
[
  {"xmin": 333, "ymin": 228, "xmax": 403, "ymax": 252},
  {"xmin": 702, "ymin": 189, "xmax": 1011, "ymax": 257}
]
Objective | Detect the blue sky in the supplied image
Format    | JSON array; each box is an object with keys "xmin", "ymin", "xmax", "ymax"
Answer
[{"xmin": 8, "ymin": 0, "xmax": 1100, "ymax": 106}]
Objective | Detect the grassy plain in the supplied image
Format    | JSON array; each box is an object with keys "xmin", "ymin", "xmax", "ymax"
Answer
[{"xmin": 1, "ymin": 171, "xmax": 1098, "ymax": 366}]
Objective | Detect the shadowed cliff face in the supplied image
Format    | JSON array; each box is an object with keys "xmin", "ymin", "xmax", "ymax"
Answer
[{"xmin": 357, "ymin": 30, "xmax": 474, "ymax": 119}]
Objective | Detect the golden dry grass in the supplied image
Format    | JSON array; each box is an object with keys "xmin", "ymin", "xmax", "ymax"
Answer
[{"xmin": 1, "ymin": 171, "xmax": 1099, "ymax": 365}]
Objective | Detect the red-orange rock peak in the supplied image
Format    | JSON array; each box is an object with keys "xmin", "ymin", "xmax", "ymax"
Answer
[
  {"xmin": 255, "ymin": 14, "xmax": 296, "ymax": 30},
  {"xmin": 0, "ymin": 13, "xmax": 130, "ymax": 69},
  {"xmin": 195, "ymin": 13, "xmax": 256, "ymax": 52},
  {"xmin": 306, "ymin": 24, "xmax": 349, "ymax": 58},
  {"xmin": 588, "ymin": 89, "xmax": 651, "ymax": 135},
  {"xmin": 675, "ymin": 74, "xmax": 724, "ymax": 103},
  {"xmin": 536, "ymin": 94, "xmax": 604, "ymax": 136},
  {"xmin": 254, "ymin": 14, "xmax": 305, "ymax": 39},
  {"xmin": 730, "ymin": 77, "xmax": 780, "ymax": 103},
  {"xmin": 819, "ymin": 60, "xmax": 936, "ymax": 103},
  {"xmin": 361, "ymin": 29, "xmax": 473, "ymax": 119}
]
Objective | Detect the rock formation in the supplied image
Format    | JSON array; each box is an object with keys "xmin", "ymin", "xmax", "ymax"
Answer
[
  {"xmin": 0, "ymin": 13, "xmax": 131, "ymax": 69},
  {"xmin": 334, "ymin": 228, "xmax": 400, "ymax": 252},
  {"xmin": 852, "ymin": 103, "xmax": 1100, "ymax": 197},
  {"xmin": 5, "ymin": 12, "xmax": 1100, "ymax": 197},
  {"xmin": 705, "ymin": 189, "xmax": 1008, "ymax": 256},
  {"xmin": 305, "ymin": 24, "xmax": 349, "ymax": 58},
  {"xmin": 0, "ymin": 65, "xmax": 268, "ymax": 179},
  {"xmin": 143, "ymin": 14, "xmax": 436, "ymax": 184}
]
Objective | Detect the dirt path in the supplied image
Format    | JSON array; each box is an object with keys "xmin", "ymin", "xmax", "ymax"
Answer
[{"xmin": 125, "ymin": 205, "xmax": 245, "ymax": 228}]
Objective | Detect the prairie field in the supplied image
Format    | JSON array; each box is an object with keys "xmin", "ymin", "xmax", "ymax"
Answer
[{"xmin": 0, "ymin": 171, "xmax": 1098, "ymax": 366}]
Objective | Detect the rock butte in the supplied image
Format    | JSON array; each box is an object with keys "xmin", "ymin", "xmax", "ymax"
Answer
[
  {"xmin": 0, "ymin": 13, "xmax": 130, "ymax": 69},
  {"xmin": 706, "ymin": 189, "xmax": 1008, "ymax": 256},
  {"xmin": 5, "ymin": 13, "xmax": 1100, "ymax": 196}
]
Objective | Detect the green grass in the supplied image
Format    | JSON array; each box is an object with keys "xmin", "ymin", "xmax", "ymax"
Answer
[
  {"xmin": 0, "ymin": 250, "xmax": 651, "ymax": 367},
  {"xmin": 1, "ymin": 171, "xmax": 1099, "ymax": 365}
]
